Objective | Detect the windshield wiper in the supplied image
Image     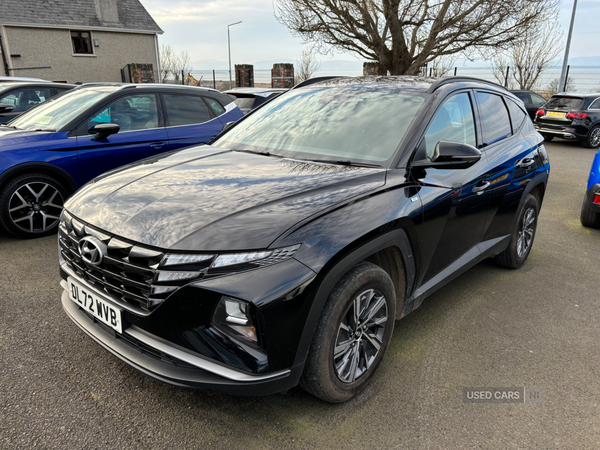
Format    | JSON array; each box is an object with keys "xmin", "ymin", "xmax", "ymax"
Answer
[
  {"xmin": 306, "ymin": 159, "xmax": 381, "ymax": 168},
  {"xmin": 234, "ymin": 149, "xmax": 282, "ymax": 158},
  {"xmin": 0, "ymin": 124, "xmax": 19, "ymax": 129},
  {"xmin": 32, "ymin": 128, "xmax": 56, "ymax": 132}
]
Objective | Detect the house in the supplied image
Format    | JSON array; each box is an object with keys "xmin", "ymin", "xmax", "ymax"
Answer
[{"xmin": 0, "ymin": 0, "xmax": 163, "ymax": 83}]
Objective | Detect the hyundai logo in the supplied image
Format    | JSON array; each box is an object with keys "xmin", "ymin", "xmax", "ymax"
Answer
[{"xmin": 78, "ymin": 236, "xmax": 106, "ymax": 266}]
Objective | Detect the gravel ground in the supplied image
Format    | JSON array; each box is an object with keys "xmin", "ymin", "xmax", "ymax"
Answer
[{"xmin": 1, "ymin": 140, "xmax": 599, "ymax": 450}]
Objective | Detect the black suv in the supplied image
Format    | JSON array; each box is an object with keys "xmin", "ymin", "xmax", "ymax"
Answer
[
  {"xmin": 534, "ymin": 93, "xmax": 600, "ymax": 148},
  {"xmin": 59, "ymin": 76, "xmax": 550, "ymax": 403}
]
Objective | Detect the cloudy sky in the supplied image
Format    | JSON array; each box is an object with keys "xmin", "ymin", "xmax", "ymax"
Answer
[{"xmin": 140, "ymin": 0, "xmax": 600, "ymax": 68}]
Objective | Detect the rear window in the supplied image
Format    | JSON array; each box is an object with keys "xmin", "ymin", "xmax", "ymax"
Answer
[
  {"xmin": 544, "ymin": 96, "xmax": 584, "ymax": 111},
  {"xmin": 232, "ymin": 97, "xmax": 256, "ymax": 112}
]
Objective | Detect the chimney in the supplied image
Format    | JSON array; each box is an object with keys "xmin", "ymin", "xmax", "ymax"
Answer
[{"xmin": 95, "ymin": 0, "xmax": 120, "ymax": 23}]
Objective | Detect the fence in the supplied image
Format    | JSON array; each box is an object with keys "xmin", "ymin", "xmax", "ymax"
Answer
[{"xmin": 167, "ymin": 66, "xmax": 600, "ymax": 94}]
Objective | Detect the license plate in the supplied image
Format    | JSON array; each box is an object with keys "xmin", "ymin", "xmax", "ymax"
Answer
[
  {"xmin": 547, "ymin": 111, "xmax": 565, "ymax": 118},
  {"xmin": 68, "ymin": 277, "xmax": 123, "ymax": 333}
]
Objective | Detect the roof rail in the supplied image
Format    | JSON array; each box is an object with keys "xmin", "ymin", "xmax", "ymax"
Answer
[
  {"xmin": 292, "ymin": 76, "xmax": 348, "ymax": 89},
  {"xmin": 427, "ymin": 76, "xmax": 507, "ymax": 94},
  {"xmin": 77, "ymin": 82, "xmax": 219, "ymax": 93}
]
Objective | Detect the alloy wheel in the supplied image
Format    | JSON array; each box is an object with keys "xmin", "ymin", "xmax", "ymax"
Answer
[
  {"xmin": 517, "ymin": 207, "xmax": 536, "ymax": 258},
  {"xmin": 8, "ymin": 182, "xmax": 64, "ymax": 233},
  {"xmin": 590, "ymin": 127, "xmax": 600, "ymax": 147},
  {"xmin": 333, "ymin": 288, "xmax": 388, "ymax": 383}
]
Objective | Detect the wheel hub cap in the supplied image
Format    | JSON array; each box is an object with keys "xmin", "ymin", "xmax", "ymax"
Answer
[
  {"xmin": 8, "ymin": 182, "xmax": 64, "ymax": 233},
  {"xmin": 333, "ymin": 288, "xmax": 388, "ymax": 383},
  {"xmin": 517, "ymin": 206, "xmax": 536, "ymax": 258}
]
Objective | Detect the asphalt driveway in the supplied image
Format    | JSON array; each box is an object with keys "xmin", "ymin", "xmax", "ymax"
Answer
[{"xmin": 1, "ymin": 140, "xmax": 599, "ymax": 449}]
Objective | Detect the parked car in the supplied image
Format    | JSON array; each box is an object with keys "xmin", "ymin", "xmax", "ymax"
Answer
[
  {"xmin": 0, "ymin": 76, "xmax": 49, "ymax": 83},
  {"xmin": 0, "ymin": 83, "xmax": 243, "ymax": 238},
  {"xmin": 223, "ymin": 87, "xmax": 288, "ymax": 114},
  {"xmin": 0, "ymin": 82, "xmax": 74, "ymax": 123},
  {"xmin": 58, "ymin": 76, "xmax": 549, "ymax": 403},
  {"xmin": 510, "ymin": 89, "xmax": 547, "ymax": 120},
  {"xmin": 581, "ymin": 147, "xmax": 600, "ymax": 228},
  {"xmin": 534, "ymin": 93, "xmax": 600, "ymax": 147}
]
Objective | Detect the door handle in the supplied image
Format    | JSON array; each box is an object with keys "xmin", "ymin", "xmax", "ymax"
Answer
[
  {"xmin": 473, "ymin": 181, "xmax": 490, "ymax": 194},
  {"xmin": 150, "ymin": 142, "xmax": 166, "ymax": 149},
  {"xmin": 518, "ymin": 158, "xmax": 535, "ymax": 169}
]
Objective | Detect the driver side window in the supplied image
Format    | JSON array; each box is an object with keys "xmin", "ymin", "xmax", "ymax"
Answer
[{"xmin": 424, "ymin": 92, "xmax": 476, "ymax": 160}]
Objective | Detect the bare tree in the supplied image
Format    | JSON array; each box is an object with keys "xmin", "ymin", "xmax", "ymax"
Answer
[
  {"xmin": 429, "ymin": 55, "xmax": 458, "ymax": 77},
  {"xmin": 275, "ymin": 0, "xmax": 560, "ymax": 75},
  {"xmin": 172, "ymin": 51, "xmax": 192, "ymax": 83},
  {"xmin": 295, "ymin": 47, "xmax": 322, "ymax": 83},
  {"xmin": 159, "ymin": 44, "xmax": 191, "ymax": 83},
  {"xmin": 159, "ymin": 44, "xmax": 174, "ymax": 83},
  {"xmin": 491, "ymin": 17, "xmax": 562, "ymax": 90},
  {"xmin": 547, "ymin": 77, "xmax": 576, "ymax": 95}
]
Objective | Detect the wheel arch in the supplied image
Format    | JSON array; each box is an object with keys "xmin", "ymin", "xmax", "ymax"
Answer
[
  {"xmin": 0, "ymin": 162, "xmax": 78, "ymax": 195},
  {"xmin": 291, "ymin": 227, "xmax": 417, "ymax": 371}
]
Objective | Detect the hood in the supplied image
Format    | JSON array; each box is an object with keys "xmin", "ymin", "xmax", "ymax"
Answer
[
  {"xmin": 0, "ymin": 127, "xmax": 52, "ymax": 148},
  {"xmin": 66, "ymin": 146, "xmax": 386, "ymax": 250}
]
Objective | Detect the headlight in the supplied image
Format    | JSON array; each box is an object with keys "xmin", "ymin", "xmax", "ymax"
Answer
[
  {"xmin": 211, "ymin": 244, "xmax": 301, "ymax": 269},
  {"xmin": 212, "ymin": 296, "xmax": 258, "ymax": 344}
]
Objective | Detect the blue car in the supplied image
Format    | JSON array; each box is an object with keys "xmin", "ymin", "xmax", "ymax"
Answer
[
  {"xmin": 581, "ymin": 148, "xmax": 600, "ymax": 228},
  {"xmin": 0, "ymin": 83, "xmax": 243, "ymax": 238}
]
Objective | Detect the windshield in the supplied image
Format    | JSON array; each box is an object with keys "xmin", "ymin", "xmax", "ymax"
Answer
[
  {"xmin": 8, "ymin": 87, "xmax": 113, "ymax": 131},
  {"xmin": 544, "ymin": 96, "xmax": 584, "ymax": 111},
  {"xmin": 213, "ymin": 85, "xmax": 426, "ymax": 165}
]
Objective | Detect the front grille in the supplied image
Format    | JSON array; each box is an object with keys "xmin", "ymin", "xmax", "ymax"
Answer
[{"xmin": 59, "ymin": 212, "xmax": 211, "ymax": 312}]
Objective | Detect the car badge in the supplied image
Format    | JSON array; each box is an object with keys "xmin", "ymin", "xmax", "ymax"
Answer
[{"xmin": 78, "ymin": 236, "xmax": 106, "ymax": 266}]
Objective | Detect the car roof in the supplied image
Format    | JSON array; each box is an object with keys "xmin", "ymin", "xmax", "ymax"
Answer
[
  {"xmin": 305, "ymin": 75, "xmax": 507, "ymax": 94},
  {"xmin": 78, "ymin": 82, "xmax": 221, "ymax": 94},
  {"xmin": 0, "ymin": 76, "xmax": 49, "ymax": 82},
  {"xmin": 223, "ymin": 87, "xmax": 288, "ymax": 95},
  {"xmin": 0, "ymin": 82, "xmax": 75, "ymax": 88}
]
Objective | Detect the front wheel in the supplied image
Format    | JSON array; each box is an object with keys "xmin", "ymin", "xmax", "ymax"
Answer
[
  {"xmin": 0, "ymin": 173, "xmax": 67, "ymax": 238},
  {"xmin": 300, "ymin": 262, "xmax": 396, "ymax": 403},
  {"xmin": 495, "ymin": 194, "xmax": 539, "ymax": 269},
  {"xmin": 582, "ymin": 125, "xmax": 600, "ymax": 149}
]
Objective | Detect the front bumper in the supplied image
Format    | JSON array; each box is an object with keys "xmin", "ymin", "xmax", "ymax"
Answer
[{"xmin": 60, "ymin": 280, "xmax": 297, "ymax": 395}]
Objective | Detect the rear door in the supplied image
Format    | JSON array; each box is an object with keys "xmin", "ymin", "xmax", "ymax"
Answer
[
  {"xmin": 478, "ymin": 92, "xmax": 541, "ymax": 241},
  {"xmin": 75, "ymin": 92, "xmax": 169, "ymax": 182},
  {"xmin": 161, "ymin": 93, "xmax": 224, "ymax": 151}
]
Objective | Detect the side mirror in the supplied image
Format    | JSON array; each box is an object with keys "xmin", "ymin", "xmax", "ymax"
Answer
[
  {"xmin": 411, "ymin": 141, "xmax": 481, "ymax": 170},
  {"xmin": 0, "ymin": 103, "xmax": 14, "ymax": 114},
  {"xmin": 221, "ymin": 121, "xmax": 236, "ymax": 133},
  {"xmin": 90, "ymin": 122, "xmax": 120, "ymax": 141}
]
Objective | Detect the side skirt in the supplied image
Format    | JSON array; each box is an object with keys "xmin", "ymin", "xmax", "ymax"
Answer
[{"xmin": 402, "ymin": 235, "xmax": 509, "ymax": 316}]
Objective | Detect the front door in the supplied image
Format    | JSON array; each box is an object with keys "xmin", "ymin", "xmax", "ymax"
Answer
[
  {"xmin": 75, "ymin": 93, "xmax": 169, "ymax": 183},
  {"xmin": 412, "ymin": 91, "xmax": 491, "ymax": 284}
]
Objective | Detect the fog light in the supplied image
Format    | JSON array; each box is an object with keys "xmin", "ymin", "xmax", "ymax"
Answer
[{"xmin": 213, "ymin": 296, "xmax": 258, "ymax": 344}]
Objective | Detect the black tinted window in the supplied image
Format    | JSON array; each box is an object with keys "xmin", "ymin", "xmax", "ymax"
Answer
[
  {"xmin": 205, "ymin": 97, "xmax": 225, "ymax": 116},
  {"xmin": 506, "ymin": 99, "xmax": 528, "ymax": 131},
  {"xmin": 476, "ymin": 92, "xmax": 512, "ymax": 145},
  {"xmin": 514, "ymin": 92, "xmax": 530, "ymax": 103},
  {"xmin": 544, "ymin": 96, "xmax": 584, "ymax": 111},
  {"xmin": 164, "ymin": 95, "xmax": 212, "ymax": 127},
  {"xmin": 587, "ymin": 99, "xmax": 600, "ymax": 110},
  {"xmin": 0, "ymin": 87, "xmax": 52, "ymax": 112}
]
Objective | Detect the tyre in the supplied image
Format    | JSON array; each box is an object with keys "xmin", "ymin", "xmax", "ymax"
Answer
[
  {"xmin": 582, "ymin": 125, "xmax": 600, "ymax": 149},
  {"xmin": 541, "ymin": 133, "xmax": 554, "ymax": 142},
  {"xmin": 580, "ymin": 196, "xmax": 600, "ymax": 228},
  {"xmin": 495, "ymin": 194, "xmax": 539, "ymax": 269},
  {"xmin": 0, "ymin": 173, "xmax": 67, "ymax": 238},
  {"xmin": 300, "ymin": 262, "xmax": 396, "ymax": 403}
]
